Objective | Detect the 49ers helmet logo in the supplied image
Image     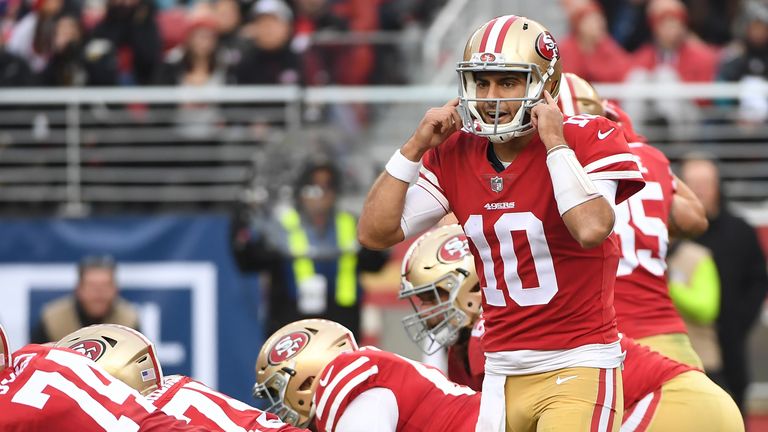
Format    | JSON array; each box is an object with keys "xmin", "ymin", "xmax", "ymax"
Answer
[
  {"xmin": 268, "ymin": 331, "xmax": 310, "ymax": 365},
  {"xmin": 68, "ymin": 339, "xmax": 107, "ymax": 361},
  {"xmin": 438, "ymin": 235, "xmax": 470, "ymax": 263},
  {"xmin": 535, "ymin": 31, "xmax": 559, "ymax": 61},
  {"xmin": 479, "ymin": 52, "xmax": 496, "ymax": 62}
]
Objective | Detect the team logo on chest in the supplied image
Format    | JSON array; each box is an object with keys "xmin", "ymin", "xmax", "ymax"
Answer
[{"xmin": 490, "ymin": 176, "xmax": 504, "ymax": 193}]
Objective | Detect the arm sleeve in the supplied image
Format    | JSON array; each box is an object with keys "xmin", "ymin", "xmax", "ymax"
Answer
[
  {"xmin": 334, "ymin": 388, "xmax": 399, "ymax": 432},
  {"xmin": 669, "ymin": 256, "xmax": 721, "ymax": 324},
  {"xmin": 400, "ymin": 184, "xmax": 449, "ymax": 239},
  {"xmin": 593, "ymin": 179, "xmax": 618, "ymax": 213}
]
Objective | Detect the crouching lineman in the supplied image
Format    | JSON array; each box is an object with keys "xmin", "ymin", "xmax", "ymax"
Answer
[
  {"xmin": 253, "ymin": 319, "xmax": 480, "ymax": 432},
  {"xmin": 401, "ymin": 226, "xmax": 744, "ymax": 431},
  {"xmin": 55, "ymin": 324, "xmax": 303, "ymax": 432},
  {"xmin": 0, "ymin": 324, "xmax": 206, "ymax": 431}
]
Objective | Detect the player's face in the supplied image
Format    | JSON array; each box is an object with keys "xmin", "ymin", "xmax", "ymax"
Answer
[
  {"xmin": 76, "ymin": 268, "xmax": 118, "ymax": 319},
  {"xmin": 474, "ymin": 72, "xmax": 527, "ymax": 125},
  {"xmin": 416, "ymin": 289, "xmax": 451, "ymax": 328}
]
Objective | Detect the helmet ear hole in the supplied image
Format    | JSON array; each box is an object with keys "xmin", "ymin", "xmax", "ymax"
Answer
[{"xmin": 299, "ymin": 376, "xmax": 314, "ymax": 391}]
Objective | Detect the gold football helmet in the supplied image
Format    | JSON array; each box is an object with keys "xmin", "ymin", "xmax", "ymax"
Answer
[
  {"xmin": 400, "ymin": 224, "xmax": 481, "ymax": 354},
  {"xmin": 55, "ymin": 324, "xmax": 163, "ymax": 396},
  {"xmin": 253, "ymin": 319, "xmax": 358, "ymax": 427},
  {"xmin": 0, "ymin": 324, "xmax": 10, "ymax": 370},
  {"xmin": 557, "ymin": 72, "xmax": 605, "ymax": 116},
  {"xmin": 457, "ymin": 15, "xmax": 562, "ymax": 143}
]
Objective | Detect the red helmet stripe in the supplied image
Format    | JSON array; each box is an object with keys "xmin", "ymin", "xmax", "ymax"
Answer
[
  {"xmin": 478, "ymin": 17, "xmax": 499, "ymax": 52},
  {"xmin": 494, "ymin": 16, "xmax": 518, "ymax": 52}
]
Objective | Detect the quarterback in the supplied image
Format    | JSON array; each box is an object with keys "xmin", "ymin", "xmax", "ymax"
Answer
[{"xmin": 358, "ymin": 15, "xmax": 644, "ymax": 432}]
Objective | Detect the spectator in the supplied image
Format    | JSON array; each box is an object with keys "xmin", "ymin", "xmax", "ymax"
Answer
[
  {"xmin": 559, "ymin": 0, "xmax": 633, "ymax": 83},
  {"xmin": 230, "ymin": 158, "xmax": 388, "ymax": 339},
  {"xmin": 631, "ymin": 0, "xmax": 720, "ymax": 82},
  {"xmin": 155, "ymin": 15, "xmax": 229, "ymax": 86},
  {"xmin": 597, "ymin": 0, "xmax": 652, "ymax": 51},
  {"xmin": 6, "ymin": 0, "xmax": 64, "ymax": 73},
  {"xmin": 91, "ymin": 0, "xmax": 161, "ymax": 85},
  {"xmin": 37, "ymin": 14, "xmax": 117, "ymax": 86},
  {"xmin": 718, "ymin": 0, "xmax": 768, "ymax": 123},
  {"xmin": 30, "ymin": 255, "xmax": 141, "ymax": 343},
  {"xmin": 0, "ymin": 28, "xmax": 33, "ymax": 86},
  {"xmin": 213, "ymin": 0, "xmax": 246, "ymax": 72},
  {"xmin": 684, "ymin": 0, "xmax": 741, "ymax": 46},
  {"xmin": 236, "ymin": 0, "xmax": 299, "ymax": 85},
  {"xmin": 623, "ymin": 0, "xmax": 720, "ymax": 135},
  {"xmin": 155, "ymin": 15, "xmax": 228, "ymax": 140},
  {"xmin": 680, "ymin": 155, "xmax": 768, "ymax": 418},
  {"xmin": 293, "ymin": 0, "xmax": 376, "ymax": 85}
]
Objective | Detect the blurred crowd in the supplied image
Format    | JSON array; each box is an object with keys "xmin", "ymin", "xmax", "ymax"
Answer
[
  {"xmin": 0, "ymin": 0, "xmax": 446, "ymax": 88},
  {"xmin": 562, "ymin": 0, "xmax": 768, "ymax": 125}
]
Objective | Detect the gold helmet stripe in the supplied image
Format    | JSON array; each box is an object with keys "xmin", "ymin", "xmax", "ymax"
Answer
[{"xmin": 480, "ymin": 15, "xmax": 519, "ymax": 53}]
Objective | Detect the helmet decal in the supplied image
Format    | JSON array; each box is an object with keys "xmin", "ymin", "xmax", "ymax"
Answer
[
  {"xmin": 535, "ymin": 31, "xmax": 559, "ymax": 61},
  {"xmin": 479, "ymin": 52, "xmax": 496, "ymax": 62},
  {"xmin": 268, "ymin": 331, "xmax": 310, "ymax": 365},
  {"xmin": 437, "ymin": 235, "xmax": 470, "ymax": 263},
  {"xmin": 67, "ymin": 339, "xmax": 107, "ymax": 361}
]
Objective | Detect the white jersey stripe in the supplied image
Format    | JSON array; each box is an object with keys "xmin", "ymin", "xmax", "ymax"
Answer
[
  {"xmin": 584, "ymin": 154, "xmax": 639, "ymax": 173},
  {"xmin": 315, "ymin": 356, "xmax": 370, "ymax": 420},
  {"xmin": 419, "ymin": 166, "xmax": 443, "ymax": 191},
  {"xmin": 588, "ymin": 171, "xmax": 644, "ymax": 181},
  {"xmin": 620, "ymin": 392, "xmax": 656, "ymax": 432},
  {"xmin": 484, "ymin": 16, "xmax": 513, "ymax": 53},
  {"xmin": 597, "ymin": 368, "xmax": 615, "ymax": 432},
  {"xmin": 415, "ymin": 178, "xmax": 449, "ymax": 211},
  {"xmin": 324, "ymin": 365, "xmax": 379, "ymax": 431}
]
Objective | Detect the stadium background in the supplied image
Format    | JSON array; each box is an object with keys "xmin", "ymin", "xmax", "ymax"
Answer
[{"xmin": 0, "ymin": 0, "xmax": 767, "ymax": 428}]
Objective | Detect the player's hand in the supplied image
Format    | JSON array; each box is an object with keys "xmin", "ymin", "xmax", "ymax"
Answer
[
  {"xmin": 402, "ymin": 98, "xmax": 462, "ymax": 160},
  {"xmin": 531, "ymin": 91, "xmax": 566, "ymax": 150}
]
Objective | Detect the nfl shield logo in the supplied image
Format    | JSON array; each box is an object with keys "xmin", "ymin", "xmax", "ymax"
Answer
[{"xmin": 490, "ymin": 176, "xmax": 503, "ymax": 193}]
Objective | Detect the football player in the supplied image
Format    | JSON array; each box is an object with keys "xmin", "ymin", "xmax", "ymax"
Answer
[
  {"xmin": 358, "ymin": 15, "xmax": 645, "ymax": 431},
  {"xmin": 253, "ymin": 319, "xmax": 481, "ymax": 432},
  {"xmin": 0, "ymin": 324, "xmax": 207, "ymax": 431},
  {"xmin": 557, "ymin": 72, "xmax": 709, "ymax": 368},
  {"xmin": 56, "ymin": 324, "xmax": 303, "ymax": 432},
  {"xmin": 399, "ymin": 223, "xmax": 485, "ymax": 391}
]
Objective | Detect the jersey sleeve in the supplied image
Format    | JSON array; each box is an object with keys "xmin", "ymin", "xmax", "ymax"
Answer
[
  {"xmin": 416, "ymin": 148, "xmax": 450, "ymax": 212},
  {"xmin": 312, "ymin": 351, "xmax": 381, "ymax": 432},
  {"xmin": 565, "ymin": 114, "xmax": 645, "ymax": 204}
]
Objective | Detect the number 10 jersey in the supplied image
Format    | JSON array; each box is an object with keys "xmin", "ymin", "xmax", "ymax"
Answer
[{"xmin": 418, "ymin": 116, "xmax": 645, "ymax": 357}]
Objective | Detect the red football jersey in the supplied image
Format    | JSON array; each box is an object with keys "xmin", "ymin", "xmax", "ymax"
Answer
[
  {"xmin": 312, "ymin": 347, "xmax": 480, "ymax": 432},
  {"xmin": 447, "ymin": 318, "xmax": 486, "ymax": 391},
  {"xmin": 613, "ymin": 142, "xmax": 687, "ymax": 339},
  {"xmin": 0, "ymin": 345, "xmax": 204, "ymax": 432},
  {"xmin": 620, "ymin": 336, "xmax": 693, "ymax": 410},
  {"xmin": 147, "ymin": 374, "xmax": 304, "ymax": 432},
  {"xmin": 419, "ymin": 115, "xmax": 645, "ymax": 352}
]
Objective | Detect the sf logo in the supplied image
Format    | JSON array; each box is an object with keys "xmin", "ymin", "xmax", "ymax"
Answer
[
  {"xmin": 275, "ymin": 336, "xmax": 303, "ymax": 358},
  {"xmin": 443, "ymin": 236, "xmax": 470, "ymax": 259}
]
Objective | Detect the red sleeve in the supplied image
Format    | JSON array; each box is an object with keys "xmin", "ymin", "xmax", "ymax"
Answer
[
  {"xmin": 417, "ymin": 146, "xmax": 450, "ymax": 212},
  {"xmin": 468, "ymin": 319, "xmax": 486, "ymax": 378},
  {"xmin": 138, "ymin": 410, "xmax": 211, "ymax": 432},
  {"xmin": 564, "ymin": 114, "xmax": 645, "ymax": 204}
]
